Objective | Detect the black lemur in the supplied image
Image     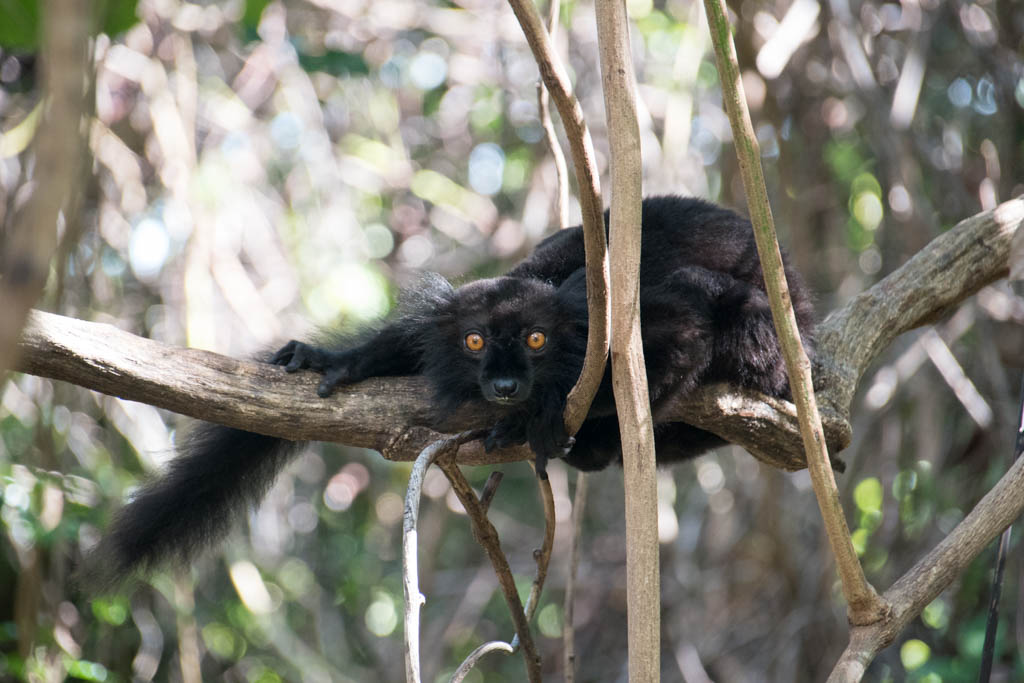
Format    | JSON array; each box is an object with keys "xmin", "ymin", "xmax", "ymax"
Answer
[{"xmin": 85, "ymin": 196, "xmax": 814, "ymax": 588}]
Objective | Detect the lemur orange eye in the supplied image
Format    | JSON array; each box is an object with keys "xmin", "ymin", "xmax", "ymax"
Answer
[
  {"xmin": 465, "ymin": 333, "xmax": 485, "ymax": 351},
  {"xmin": 526, "ymin": 331, "xmax": 546, "ymax": 350}
]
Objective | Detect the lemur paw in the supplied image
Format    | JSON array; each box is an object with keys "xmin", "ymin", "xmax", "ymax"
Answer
[
  {"xmin": 271, "ymin": 341, "xmax": 325, "ymax": 372},
  {"xmin": 484, "ymin": 417, "xmax": 527, "ymax": 453},
  {"xmin": 527, "ymin": 414, "xmax": 575, "ymax": 479},
  {"xmin": 316, "ymin": 368, "xmax": 351, "ymax": 397},
  {"xmin": 271, "ymin": 341, "xmax": 352, "ymax": 397}
]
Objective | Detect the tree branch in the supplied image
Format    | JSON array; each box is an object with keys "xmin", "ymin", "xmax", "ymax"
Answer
[
  {"xmin": 403, "ymin": 435, "xmax": 470, "ymax": 683},
  {"xmin": 595, "ymin": 0, "xmax": 661, "ymax": 678},
  {"xmin": 535, "ymin": 0, "xmax": 569, "ymax": 231},
  {"xmin": 11, "ymin": 202, "xmax": 1020, "ymax": 471},
  {"xmin": 702, "ymin": 0, "xmax": 884, "ymax": 624},
  {"xmin": 504, "ymin": 0, "xmax": 609, "ymax": 438},
  {"xmin": 12, "ymin": 195, "xmax": 1020, "ymax": 471},
  {"xmin": 817, "ymin": 198, "xmax": 1024, "ymax": 417},
  {"xmin": 562, "ymin": 471, "xmax": 587, "ymax": 683},
  {"xmin": 510, "ymin": 473, "xmax": 555, "ymax": 651}
]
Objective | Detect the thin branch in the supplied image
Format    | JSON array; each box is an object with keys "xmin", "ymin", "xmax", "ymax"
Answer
[
  {"xmin": 980, "ymin": 376, "xmax": 1024, "ymax": 683},
  {"xmin": 437, "ymin": 459, "xmax": 542, "ymax": 682},
  {"xmin": 403, "ymin": 434, "xmax": 472, "ymax": 683},
  {"xmin": 536, "ymin": 0, "xmax": 569, "ymax": 230},
  {"xmin": 478, "ymin": 472, "xmax": 504, "ymax": 513},
  {"xmin": 563, "ymin": 471, "xmax": 587, "ymax": 683},
  {"xmin": 504, "ymin": 0, "xmax": 609, "ymax": 438},
  {"xmin": 511, "ymin": 472, "xmax": 556, "ymax": 650},
  {"xmin": 920, "ymin": 328, "xmax": 993, "ymax": 428},
  {"xmin": 703, "ymin": 0, "xmax": 886, "ymax": 625},
  {"xmin": 0, "ymin": 0, "xmax": 90, "ymax": 374},
  {"xmin": 452, "ymin": 471, "xmax": 552, "ymax": 677},
  {"xmin": 830, "ymin": 375, "xmax": 1024, "ymax": 681},
  {"xmin": 450, "ymin": 641, "xmax": 515, "ymax": 683}
]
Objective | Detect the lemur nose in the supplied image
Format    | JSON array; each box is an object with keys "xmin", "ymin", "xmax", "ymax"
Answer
[{"xmin": 492, "ymin": 379, "xmax": 519, "ymax": 398}]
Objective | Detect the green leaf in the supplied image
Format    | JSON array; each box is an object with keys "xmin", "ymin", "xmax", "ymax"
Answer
[
  {"xmin": 0, "ymin": 0, "xmax": 41, "ymax": 50},
  {"xmin": 853, "ymin": 477, "xmax": 884, "ymax": 513},
  {"xmin": 90, "ymin": 596, "xmax": 129, "ymax": 626},
  {"xmin": 64, "ymin": 659, "xmax": 109, "ymax": 682},
  {"xmin": 900, "ymin": 639, "xmax": 931, "ymax": 671},
  {"xmin": 850, "ymin": 528, "xmax": 869, "ymax": 556}
]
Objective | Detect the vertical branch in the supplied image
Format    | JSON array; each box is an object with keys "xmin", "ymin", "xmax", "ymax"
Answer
[
  {"xmin": 563, "ymin": 471, "xmax": 587, "ymax": 683},
  {"xmin": 701, "ymin": 0, "xmax": 887, "ymax": 624},
  {"xmin": 979, "ymin": 375, "xmax": 1024, "ymax": 683},
  {"xmin": 0, "ymin": 0, "xmax": 91, "ymax": 374},
  {"xmin": 595, "ymin": 0, "xmax": 660, "ymax": 680},
  {"xmin": 536, "ymin": 0, "xmax": 569, "ymax": 229},
  {"xmin": 174, "ymin": 576, "xmax": 203, "ymax": 683},
  {"xmin": 505, "ymin": 0, "xmax": 609, "ymax": 437},
  {"xmin": 438, "ymin": 459, "xmax": 542, "ymax": 682}
]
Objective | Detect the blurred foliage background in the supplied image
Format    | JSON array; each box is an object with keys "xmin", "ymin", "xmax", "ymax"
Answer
[{"xmin": 1, "ymin": 0, "xmax": 1024, "ymax": 680}]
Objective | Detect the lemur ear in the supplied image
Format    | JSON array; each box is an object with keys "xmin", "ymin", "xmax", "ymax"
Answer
[{"xmin": 398, "ymin": 272, "xmax": 455, "ymax": 315}]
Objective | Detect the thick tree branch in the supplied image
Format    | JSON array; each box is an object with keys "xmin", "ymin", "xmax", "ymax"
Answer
[
  {"xmin": 817, "ymin": 198, "xmax": 1024, "ymax": 417},
  {"xmin": 11, "ymin": 194, "xmax": 1019, "ymax": 470},
  {"xmin": 10, "ymin": 201, "xmax": 1020, "ymax": 469}
]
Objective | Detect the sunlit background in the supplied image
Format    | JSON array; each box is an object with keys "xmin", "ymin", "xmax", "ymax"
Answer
[{"xmin": 2, "ymin": 0, "xmax": 1024, "ymax": 680}]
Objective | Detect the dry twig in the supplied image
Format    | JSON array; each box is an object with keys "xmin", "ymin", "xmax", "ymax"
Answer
[{"xmin": 536, "ymin": 0, "xmax": 568, "ymax": 230}]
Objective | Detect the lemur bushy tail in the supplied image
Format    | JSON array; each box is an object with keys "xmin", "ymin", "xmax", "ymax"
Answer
[{"xmin": 82, "ymin": 425, "xmax": 298, "ymax": 591}]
